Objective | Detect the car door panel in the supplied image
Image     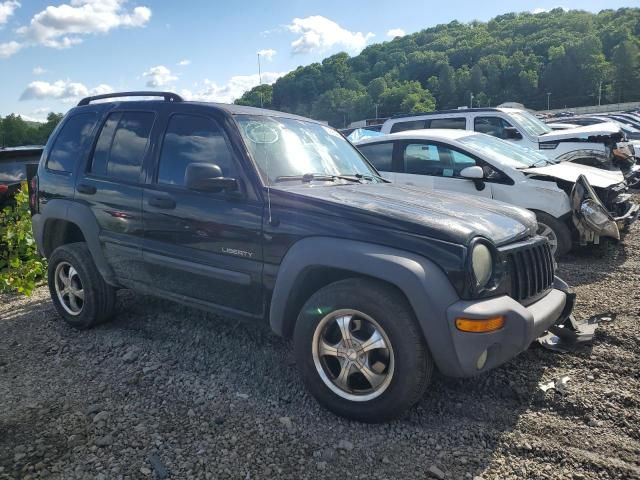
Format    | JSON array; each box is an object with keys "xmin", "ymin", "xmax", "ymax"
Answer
[{"xmin": 142, "ymin": 108, "xmax": 264, "ymax": 316}]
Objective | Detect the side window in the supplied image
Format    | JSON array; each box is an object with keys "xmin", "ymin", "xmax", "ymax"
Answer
[
  {"xmin": 357, "ymin": 142, "xmax": 394, "ymax": 171},
  {"xmin": 403, "ymin": 143, "xmax": 448, "ymax": 176},
  {"xmin": 474, "ymin": 116, "xmax": 512, "ymax": 139},
  {"xmin": 157, "ymin": 114, "xmax": 236, "ymax": 186},
  {"xmin": 90, "ymin": 112, "xmax": 154, "ymax": 182},
  {"xmin": 47, "ymin": 113, "xmax": 97, "ymax": 172},
  {"xmin": 449, "ymin": 149, "xmax": 478, "ymax": 175},
  {"xmin": 428, "ymin": 117, "xmax": 466, "ymax": 129},
  {"xmin": 390, "ymin": 120, "xmax": 426, "ymax": 133}
]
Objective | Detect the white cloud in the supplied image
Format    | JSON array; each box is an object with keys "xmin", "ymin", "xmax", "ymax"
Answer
[
  {"xmin": 531, "ymin": 6, "xmax": 566, "ymax": 14},
  {"xmin": 142, "ymin": 65, "xmax": 177, "ymax": 87},
  {"xmin": 287, "ymin": 16, "xmax": 374, "ymax": 55},
  {"xmin": 32, "ymin": 66, "xmax": 46, "ymax": 75},
  {"xmin": 177, "ymin": 59, "xmax": 190, "ymax": 66},
  {"xmin": 16, "ymin": 0, "xmax": 151, "ymax": 50},
  {"xmin": 0, "ymin": 0, "xmax": 19, "ymax": 26},
  {"xmin": 181, "ymin": 71, "xmax": 287, "ymax": 104},
  {"xmin": 387, "ymin": 28, "xmax": 405, "ymax": 38},
  {"xmin": 257, "ymin": 48, "xmax": 276, "ymax": 61},
  {"xmin": 20, "ymin": 80, "xmax": 113, "ymax": 101},
  {"xmin": 0, "ymin": 40, "xmax": 21, "ymax": 57}
]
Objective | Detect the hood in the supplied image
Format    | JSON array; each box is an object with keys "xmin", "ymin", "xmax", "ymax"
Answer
[
  {"xmin": 540, "ymin": 122, "xmax": 622, "ymax": 142},
  {"xmin": 279, "ymin": 183, "xmax": 537, "ymax": 246},
  {"xmin": 524, "ymin": 162, "xmax": 624, "ymax": 188}
]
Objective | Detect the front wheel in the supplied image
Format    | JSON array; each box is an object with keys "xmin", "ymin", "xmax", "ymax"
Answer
[
  {"xmin": 535, "ymin": 212, "xmax": 572, "ymax": 258},
  {"xmin": 293, "ymin": 278, "xmax": 433, "ymax": 422}
]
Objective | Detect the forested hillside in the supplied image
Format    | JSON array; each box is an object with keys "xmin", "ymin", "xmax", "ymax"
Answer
[
  {"xmin": 236, "ymin": 8, "xmax": 640, "ymax": 126},
  {"xmin": 0, "ymin": 113, "xmax": 63, "ymax": 147}
]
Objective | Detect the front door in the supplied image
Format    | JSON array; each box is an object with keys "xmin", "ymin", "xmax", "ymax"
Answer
[
  {"xmin": 142, "ymin": 109, "xmax": 264, "ymax": 316},
  {"xmin": 394, "ymin": 141, "xmax": 492, "ymax": 198}
]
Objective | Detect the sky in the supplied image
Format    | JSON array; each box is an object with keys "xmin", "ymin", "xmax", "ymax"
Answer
[{"xmin": 0, "ymin": 0, "xmax": 636, "ymax": 121}]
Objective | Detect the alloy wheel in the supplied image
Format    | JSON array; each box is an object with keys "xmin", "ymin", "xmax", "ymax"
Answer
[
  {"xmin": 312, "ymin": 309, "xmax": 394, "ymax": 402},
  {"xmin": 537, "ymin": 222, "xmax": 558, "ymax": 256},
  {"xmin": 54, "ymin": 261, "xmax": 84, "ymax": 316}
]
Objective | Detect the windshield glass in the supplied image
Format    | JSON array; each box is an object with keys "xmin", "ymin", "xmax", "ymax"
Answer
[
  {"xmin": 235, "ymin": 115, "xmax": 381, "ymax": 185},
  {"xmin": 509, "ymin": 110, "xmax": 552, "ymax": 137},
  {"xmin": 459, "ymin": 133, "xmax": 552, "ymax": 168}
]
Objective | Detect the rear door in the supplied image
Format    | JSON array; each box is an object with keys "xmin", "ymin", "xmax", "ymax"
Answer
[
  {"xmin": 394, "ymin": 140, "xmax": 492, "ymax": 198},
  {"xmin": 76, "ymin": 109, "xmax": 157, "ymax": 284},
  {"xmin": 141, "ymin": 106, "xmax": 264, "ymax": 316}
]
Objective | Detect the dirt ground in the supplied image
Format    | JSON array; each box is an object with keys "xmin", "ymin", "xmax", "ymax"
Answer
[{"xmin": 1, "ymin": 222, "xmax": 639, "ymax": 480}]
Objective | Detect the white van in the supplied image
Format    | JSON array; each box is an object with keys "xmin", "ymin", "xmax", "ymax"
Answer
[
  {"xmin": 356, "ymin": 129, "xmax": 639, "ymax": 256},
  {"xmin": 379, "ymin": 108, "xmax": 635, "ymax": 173}
]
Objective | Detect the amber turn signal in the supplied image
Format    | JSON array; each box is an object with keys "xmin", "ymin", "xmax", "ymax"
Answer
[{"xmin": 455, "ymin": 316, "xmax": 505, "ymax": 333}]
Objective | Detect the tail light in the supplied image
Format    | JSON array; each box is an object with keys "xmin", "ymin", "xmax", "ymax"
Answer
[
  {"xmin": 29, "ymin": 175, "xmax": 38, "ymax": 213},
  {"xmin": 0, "ymin": 184, "xmax": 8, "ymax": 195}
]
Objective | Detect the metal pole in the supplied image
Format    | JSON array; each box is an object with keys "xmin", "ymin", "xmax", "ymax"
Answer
[
  {"xmin": 598, "ymin": 81, "xmax": 602, "ymax": 106},
  {"xmin": 375, "ymin": 103, "xmax": 378, "ymax": 119},
  {"xmin": 546, "ymin": 92, "xmax": 551, "ymax": 111},
  {"xmin": 470, "ymin": 92, "xmax": 474, "ymax": 108}
]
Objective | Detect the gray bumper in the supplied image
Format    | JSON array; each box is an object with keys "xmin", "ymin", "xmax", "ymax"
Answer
[{"xmin": 441, "ymin": 277, "xmax": 573, "ymax": 377}]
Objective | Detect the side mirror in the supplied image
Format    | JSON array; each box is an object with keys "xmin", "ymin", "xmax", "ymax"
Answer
[
  {"xmin": 185, "ymin": 163, "xmax": 238, "ymax": 193},
  {"xmin": 460, "ymin": 166, "xmax": 484, "ymax": 179},
  {"xmin": 504, "ymin": 127, "xmax": 523, "ymax": 140}
]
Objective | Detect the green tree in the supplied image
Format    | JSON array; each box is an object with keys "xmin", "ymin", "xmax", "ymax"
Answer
[{"xmin": 612, "ymin": 40, "xmax": 640, "ymax": 102}]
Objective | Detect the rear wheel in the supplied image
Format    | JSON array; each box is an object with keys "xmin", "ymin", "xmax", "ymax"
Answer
[
  {"xmin": 48, "ymin": 243, "xmax": 116, "ymax": 329},
  {"xmin": 293, "ymin": 278, "xmax": 432, "ymax": 422},
  {"xmin": 535, "ymin": 212, "xmax": 571, "ymax": 258}
]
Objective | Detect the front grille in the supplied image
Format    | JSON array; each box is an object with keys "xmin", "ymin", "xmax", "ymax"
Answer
[{"xmin": 501, "ymin": 238, "xmax": 555, "ymax": 304}]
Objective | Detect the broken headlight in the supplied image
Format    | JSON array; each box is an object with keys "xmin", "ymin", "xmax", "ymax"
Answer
[{"xmin": 570, "ymin": 175, "xmax": 620, "ymax": 240}]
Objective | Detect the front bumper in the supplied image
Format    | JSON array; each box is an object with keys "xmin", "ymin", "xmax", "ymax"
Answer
[{"xmin": 442, "ymin": 277, "xmax": 574, "ymax": 377}]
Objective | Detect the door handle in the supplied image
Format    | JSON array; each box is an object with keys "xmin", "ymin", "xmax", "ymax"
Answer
[
  {"xmin": 76, "ymin": 183, "xmax": 96, "ymax": 195},
  {"xmin": 148, "ymin": 196, "xmax": 176, "ymax": 209}
]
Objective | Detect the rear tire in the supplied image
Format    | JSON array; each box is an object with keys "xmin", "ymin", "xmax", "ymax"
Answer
[
  {"xmin": 48, "ymin": 242, "xmax": 116, "ymax": 329},
  {"xmin": 293, "ymin": 278, "xmax": 432, "ymax": 422},
  {"xmin": 534, "ymin": 212, "xmax": 572, "ymax": 258}
]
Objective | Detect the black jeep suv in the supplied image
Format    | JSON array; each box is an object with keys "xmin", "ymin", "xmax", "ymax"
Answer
[{"xmin": 32, "ymin": 92, "xmax": 574, "ymax": 422}]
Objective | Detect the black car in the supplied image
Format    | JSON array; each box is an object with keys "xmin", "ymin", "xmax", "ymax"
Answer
[
  {"xmin": 31, "ymin": 91, "xmax": 574, "ymax": 422},
  {"xmin": 0, "ymin": 146, "xmax": 43, "ymax": 209}
]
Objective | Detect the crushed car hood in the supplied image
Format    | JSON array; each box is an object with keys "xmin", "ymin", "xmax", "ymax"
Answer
[
  {"xmin": 539, "ymin": 122, "xmax": 622, "ymax": 142},
  {"xmin": 523, "ymin": 162, "xmax": 624, "ymax": 188},
  {"xmin": 278, "ymin": 183, "xmax": 537, "ymax": 246}
]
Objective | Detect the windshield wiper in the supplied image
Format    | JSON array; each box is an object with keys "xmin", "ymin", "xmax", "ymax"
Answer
[
  {"xmin": 274, "ymin": 173, "xmax": 363, "ymax": 184},
  {"xmin": 351, "ymin": 172, "xmax": 390, "ymax": 183}
]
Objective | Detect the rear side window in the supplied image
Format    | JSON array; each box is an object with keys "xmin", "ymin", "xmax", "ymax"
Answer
[
  {"xmin": 157, "ymin": 114, "xmax": 236, "ymax": 186},
  {"xmin": 358, "ymin": 142, "xmax": 394, "ymax": 171},
  {"xmin": 47, "ymin": 113, "xmax": 97, "ymax": 172},
  {"xmin": 90, "ymin": 112, "xmax": 154, "ymax": 182},
  {"xmin": 390, "ymin": 120, "xmax": 426, "ymax": 133},
  {"xmin": 429, "ymin": 117, "xmax": 466, "ymax": 129},
  {"xmin": 474, "ymin": 116, "xmax": 512, "ymax": 139}
]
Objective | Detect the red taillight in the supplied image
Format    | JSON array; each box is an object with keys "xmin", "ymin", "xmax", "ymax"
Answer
[
  {"xmin": 29, "ymin": 176, "xmax": 38, "ymax": 212},
  {"xmin": 0, "ymin": 184, "xmax": 8, "ymax": 194}
]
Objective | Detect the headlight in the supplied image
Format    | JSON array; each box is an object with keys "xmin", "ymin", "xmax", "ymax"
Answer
[
  {"xmin": 471, "ymin": 243, "xmax": 493, "ymax": 288},
  {"xmin": 580, "ymin": 199, "xmax": 620, "ymax": 239}
]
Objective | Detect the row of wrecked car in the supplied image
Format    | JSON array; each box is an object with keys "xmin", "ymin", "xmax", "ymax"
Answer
[{"xmin": 347, "ymin": 106, "xmax": 639, "ymax": 257}]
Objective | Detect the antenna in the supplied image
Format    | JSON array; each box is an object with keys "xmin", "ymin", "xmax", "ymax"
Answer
[{"xmin": 257, "ymin": 52, "xmax": 264, "ymax": 108}]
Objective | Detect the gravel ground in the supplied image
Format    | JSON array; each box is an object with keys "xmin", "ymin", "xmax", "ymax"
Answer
[{"xmin": 1, "ymin": 223, "xmax": 639, "ymax": 480}]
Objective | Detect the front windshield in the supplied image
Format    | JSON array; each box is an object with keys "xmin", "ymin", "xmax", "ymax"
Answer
[
  {"xmin": 235, "ymin": 115, "xmax": 381, "ymax": 185},
  {"xmin": 509, "ymin": 110, "xmax": 552, "ymax": 137},
  {"xmin": 459, "ymin": 133, "xmax": 552, "ymax": 169}
]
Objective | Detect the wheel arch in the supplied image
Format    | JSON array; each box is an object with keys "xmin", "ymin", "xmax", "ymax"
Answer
[
  {"xmin": 34, "ymin": 199, "xmax": 118, "ymax": 285},
  {"xmin": 268, "ymin": 237, "xmax": 461, "ymax": 373}
]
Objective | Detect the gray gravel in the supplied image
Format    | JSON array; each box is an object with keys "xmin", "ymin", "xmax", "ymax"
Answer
[{"xmin": 1, "ymin": 222, "xmax": 639, "ymax": 480}]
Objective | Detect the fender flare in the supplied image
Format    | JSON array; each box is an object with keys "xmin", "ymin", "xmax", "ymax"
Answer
[
  {"xmin": 268, "ymin": 237, "xmax": 461, "ymax": 373},
  {"xmin": 33, "ymin": 199, "xmax": 118, "ymax": 285}
]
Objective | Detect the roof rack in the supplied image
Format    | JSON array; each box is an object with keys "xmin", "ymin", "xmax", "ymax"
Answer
[
  {"xmin": 77, "ymin": 91, "xmax": 183, "ymax": 106},
  {"xmin": 390, "ymin": 107, "xmax": 500, "ymax": 119}
]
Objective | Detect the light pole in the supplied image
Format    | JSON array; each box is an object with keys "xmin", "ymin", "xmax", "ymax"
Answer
[
  {"xmin": 470, "ymin": 92, "xmax": 474, "ymax": 108},
  {"xmin": 374, "ymin": 103, "xmax": 379, "ymax": 119},
  {"xmin": 546, "ymin": 92, "xmax": 551, "ymax": 111},
  {"xmin": 597, "ymin": 80, "xmax": 602, "ymax": 107}
]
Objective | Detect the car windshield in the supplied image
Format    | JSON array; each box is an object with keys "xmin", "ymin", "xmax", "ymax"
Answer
[
  {"xmin": 235, "ymin": 115, "xmax": 382, "ymax": 185},
  {"xmin": 509, "ymin": 110, "xmax": 552, "ymax": 137},
  {"xmin": 458, "ymin": 133, "xmax": 552, "ymax": 169}
]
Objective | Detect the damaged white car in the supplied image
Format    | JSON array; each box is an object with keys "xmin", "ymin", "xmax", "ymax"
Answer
[
  {"xmin": 379, "ymin": 108, "xmax": 637, "ymax": 177},
  {"xmin": 356, "ymin": 129, "xmax": 639, "ymax": 257}
]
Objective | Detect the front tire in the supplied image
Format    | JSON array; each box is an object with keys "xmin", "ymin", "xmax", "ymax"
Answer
[
  {"xmin": 535, "ymin": 212, "xmax": 572, "ymax": 258},
  {"xmin": 48, "ymin": 242, "xmax": 116, "ymax": 329},
  {"xmin": 293, "ymin": 278, "xmax": 432, "ymax": 422}
]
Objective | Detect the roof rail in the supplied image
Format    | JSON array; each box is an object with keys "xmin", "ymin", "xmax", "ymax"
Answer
[
  {"xmin": 77, "ymin": 91, "xmax": 183, "ymax": 106},
  {"xmin": 390, "ymin": 107, "xmax": 500, "ymax": 119}
]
